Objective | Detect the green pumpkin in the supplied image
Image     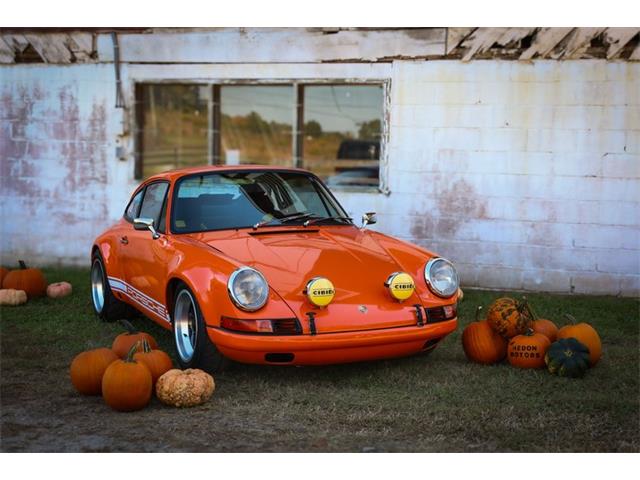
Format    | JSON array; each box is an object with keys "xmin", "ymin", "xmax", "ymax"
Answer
[{"xmin": 545, "ymin": 338, "xmax": 591, "ymax": 378}]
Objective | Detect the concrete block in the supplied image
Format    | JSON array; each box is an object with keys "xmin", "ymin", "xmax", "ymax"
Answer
[
  {"xmin": 572, "ymin": 272, "xmax": 623, "ymax": 295},
  {"xmin": 526, "ymin": 129, "xmax": 576, "ymax": 153},
  {"xmin": 601, "ymin": 153, "xmax": 640, "ymax": 179},
  {"xmin": 522, "ymin": 269, "xmax": 571, "ymax": 293},
  {"xmin": 572, "ymin": 224, "xmax": 640, "ymax": 250},
  {"xmin": 434, "ymin": 127, "xmax": 481, "ymax": 150},
  {"xmin": 575, "ymin": 129, "xmax": 626, "ymax": 154},
  {"xmin": 479, "ymin": 128, "xmax": 527, "ymax": 152},
  {"xmin": 619, "ymin": 275, "xmax": 640, "ymax": 297},
  {"xmin": 595, "ymin": 249, "xmax": 640, "ymax": 275}
]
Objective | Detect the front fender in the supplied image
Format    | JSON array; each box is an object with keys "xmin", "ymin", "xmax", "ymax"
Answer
[{"xmin": 165, "ymin": 236, "xmax": 298, "ymax": 327}]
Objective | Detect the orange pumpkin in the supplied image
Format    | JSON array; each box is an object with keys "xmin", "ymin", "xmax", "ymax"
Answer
[
  {"xmin": 0, "ymin": 289, "xmax": 28, "ymax": 306},
  {"xmin": 133, "ymin": 339, "xmax": 173, "ymax": 386},
  {"xmin": 507, "ymin": 329, "xmax": 551, "ymax": 369},
  {"xmin": 2, "ymin": 260, "xmax": 47, "ymax": 298},
  {"xmin": 47, "ymin": 281, "xmax": 73, "ymax": 299},
  {"xmin": 487, "ymin": 297, "xmax": 533, "ymax": 338},
  {"xmin": 531, "ymin": 318, "xmax": 559, "ymax": 343},
  {"xmin": 461, "ymin": 306, "xmax": 507, "ymax": 364},
  {"xmin": 102, "ymin": 344, "xmax": 152, "ymax": 412},
  {"xmin": 70, "ymin": 348, "xmax": 118, "ymax": 395},
  {"xmin": 557, "ymin": 314, "xmax": 602, "ymax": 366},
  {"xmin": 112, "ymin": 319, "xmax": 158, "ymax": 358},
  {"xmin": 0, "ymin": 267, "xmax": 9, "ymax": 287}
]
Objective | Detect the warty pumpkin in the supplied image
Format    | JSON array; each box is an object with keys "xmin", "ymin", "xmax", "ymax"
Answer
[
  {"xmin": 545, "ymin": 338, "xmax": 591, "ymax": 378},
  {"xmin": 156, "ymin": 369, "xmax": 215, "ymax": 407},
  {"xmin": 557, "ymin": 314, "xmax": 601, "ymax": 366},
  {"xmin": 47, "ymin": 281, "xmax": 73, "ymax": 299},
  {"xmin": 487, "ymin": 297, "xmax": 533, "ymax": 338},
  {"xmin": 2, "ymin": 260, "xmax": 47, "ymax": 298},
  {"xmin": 133, "ymin": 339, "xmax": 173, "ymax": 386},
  {"xmin": 102, "ymin": 344, "xmax": 152, "ymax": 412},
  {"xmin": 0, "ymin": 289, "xmax": 28, "ymax": 306},
  {"xmin": 461, "ymin": 306, "xmax": 507, "ymax": 364},
  {"xmin": 111, "ymin": 319, "xmax": 158, "ymax": 358},
  {"xmin": 507, "ymin": 329, "xmax": 551, "ymax": 369},
  {"xmin": 70, "ymin": 347, "xmax": 118, "ymax": 395}
]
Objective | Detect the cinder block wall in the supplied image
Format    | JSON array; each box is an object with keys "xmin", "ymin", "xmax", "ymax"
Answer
[
  {"xmin": 341, "ymin": 60, "xmax": 639, "ymax": 295},
  {"xmin": 1, "ymin": 60, "xmax": 638, "ymax": 295},
  {"xmin": 0, "ymin": 65, "xmax": 131, "ymax": 265}
]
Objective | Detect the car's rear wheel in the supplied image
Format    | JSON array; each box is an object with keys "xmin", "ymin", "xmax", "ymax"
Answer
[
  {"xmin": 172, "ymin": 283, "xmax": 227, "ymax": 374},
  {"xmin": 91, "ymin": 250, "xmax": 132, "ymax": 322}
]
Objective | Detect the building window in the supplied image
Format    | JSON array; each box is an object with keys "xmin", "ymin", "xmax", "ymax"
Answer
[
  {"xmin": 220, "ymin": 85, "xmax": 294, "ymax": 166},
  {"xmin": 135, "ymin": 82, "xmax": 386, "ymax": 190},
  {"xmin": 302, "ymin": 85, "xmax": 382, "ymax": 188},
  {"xmin": 135, "ymin": 84, "xmax": 210, "ymax": 179}
]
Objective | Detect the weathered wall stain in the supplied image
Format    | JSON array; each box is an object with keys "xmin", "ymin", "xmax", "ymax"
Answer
[
  {"xmin": 410, "ymin": 177, "xmax": 488, "ymax": 240},
  {"xmin": 1, "ymin": 74, "xmax": 111, "ymax": 265}
]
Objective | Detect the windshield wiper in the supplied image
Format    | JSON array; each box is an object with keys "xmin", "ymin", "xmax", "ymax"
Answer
[
  {"xmin": 252, "ymin": 212, "xmax": 316, "ymax": 229},
  {"xmin": 303, "ymin": 216, "xmax": 353, "ymax": 227}
]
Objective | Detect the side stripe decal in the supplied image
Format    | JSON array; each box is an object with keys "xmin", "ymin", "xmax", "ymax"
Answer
[{"xmin": 108, "ymin": 276, "xmax": 170, "ymax": 323}]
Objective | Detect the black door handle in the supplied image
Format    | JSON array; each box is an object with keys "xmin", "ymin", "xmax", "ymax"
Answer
[{"xmin": 120, "ymin": 236, "xmax": 129, "ymax": 245}]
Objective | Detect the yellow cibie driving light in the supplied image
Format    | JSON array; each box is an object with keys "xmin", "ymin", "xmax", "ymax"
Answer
[
  {"xmin": 385, "ymin": 272, "xmax": 415, "ymax": 302},
  {"xmin": 304, "ymin": 277, "xmax": 335, "ymax": 307}
]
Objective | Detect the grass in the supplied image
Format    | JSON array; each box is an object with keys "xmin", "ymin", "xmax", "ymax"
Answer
[{"xmin": 1, "ymin": 267, "xmax": 638, "ymax": 452}]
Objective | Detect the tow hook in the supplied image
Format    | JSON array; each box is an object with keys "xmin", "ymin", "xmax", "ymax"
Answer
[
  {"xmin": 414, "ymin": 304, "xmax": 424, "ymax": 327},
  {"xmin": 306, "ymin": 311, "xmax": 317, "ymax": 335}
]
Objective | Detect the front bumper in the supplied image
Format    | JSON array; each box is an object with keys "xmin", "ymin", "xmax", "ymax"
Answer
[{"xmin": 207, "ymin": 318, "xmax": 457, "ymax": 365}]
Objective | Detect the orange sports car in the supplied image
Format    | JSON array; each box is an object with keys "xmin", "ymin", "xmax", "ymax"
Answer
[{"xmin": 91, "ymin": 166, "xmax": 459, "ymax": 372}]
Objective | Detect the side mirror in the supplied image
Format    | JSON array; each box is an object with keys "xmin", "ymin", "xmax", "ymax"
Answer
[
  {"xmin": 134, "ymin": 217, "xmax": 160, "ymax": 239},
  {"xmin": 361, "ymin": 212, "xmax": 377, "ymax": 230}
]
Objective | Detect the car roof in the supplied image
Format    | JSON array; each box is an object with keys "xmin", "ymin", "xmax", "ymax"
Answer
[{"xmin": 144, "ymin": 164, "xmax": 312, "ymax": 183}]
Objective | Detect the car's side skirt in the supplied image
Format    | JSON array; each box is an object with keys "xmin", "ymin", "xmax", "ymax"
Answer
[{"xmin": 108, "ymin": 276, "xmax": 171, "ymax": 324}]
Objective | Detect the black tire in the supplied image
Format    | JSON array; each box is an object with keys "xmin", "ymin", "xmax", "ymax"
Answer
[
  {"xmin": 172, "ymin": 283, "xmax": 227, "ymax": 374},
  {"xmin": 90, "ymin": 250, "xmax": 134, "ymax": 322}
]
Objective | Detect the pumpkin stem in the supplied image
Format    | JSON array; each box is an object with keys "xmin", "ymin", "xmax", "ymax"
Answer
[
  {"xmin": 475, "ymin": 305, "xmax": 483, "ymax": 322},
  {"xmin": 563, "ymin": 313, "xmax": 578, "ymax": 325},
  {"xmin": 18, "ymin": 260, "xmax": 27, "ymax": 270},
  {"xmin": 521, "ymin": 296, "xmax": 539, "ymax": 320},
  {"xmin": 126, "ymin": 342, "xmax": 141, "ymax": 363},
  {"xmin": 119, "ymin": 319, "xmax": 139, "ymax": 334},
  {"xmin": 142, "ymin": 338, "xmax": 152, "ymax": 353}
]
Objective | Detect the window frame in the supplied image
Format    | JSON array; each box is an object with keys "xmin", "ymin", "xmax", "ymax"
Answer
[
  {"xmin": 123, "ymin": 180, "xmax": 171, "ymax": 234},
  {"xmin": 134, "ymin": 79, "xmax": 390, "ymax": 194}
]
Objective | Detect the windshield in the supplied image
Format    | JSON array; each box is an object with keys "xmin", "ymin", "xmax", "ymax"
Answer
[{"xmin": 171, "ymin": 170, "xmax": 350, "ymax": 233}]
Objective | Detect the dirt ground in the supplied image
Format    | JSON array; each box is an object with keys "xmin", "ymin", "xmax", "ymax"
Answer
[{"xmin": 1, "ymin": 269, "xmax": 639, "ymax": 452}]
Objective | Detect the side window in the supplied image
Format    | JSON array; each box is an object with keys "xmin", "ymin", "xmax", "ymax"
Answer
[
  {"xmin": 139, "ymin": 183, "xmax": 169, "ymax": 229},
  {"xmin": 124, "ymin": 189, "xmax": 145, "ymax": 222}
]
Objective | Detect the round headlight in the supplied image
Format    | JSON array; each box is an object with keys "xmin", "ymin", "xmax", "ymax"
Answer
[
  {"xmin": 424, "ymin": 258, "xmax": 459, "ymax": 298},
  {"xmin": 227, "ymin": 267, "xmax": 269, "ymax": 311}
]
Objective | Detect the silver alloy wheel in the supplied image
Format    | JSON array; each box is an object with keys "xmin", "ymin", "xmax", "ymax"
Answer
[
  {"xmin": 174, "ymin": 289, "xmax": 198, "ymax": 363},
  {"xmin": 91, "ymin": 259, "xmax": 105, "ymax": 313}
]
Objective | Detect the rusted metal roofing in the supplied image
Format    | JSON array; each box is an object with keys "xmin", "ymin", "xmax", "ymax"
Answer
[{"xmin": 0, "ymin": 27, "xmax": 638, "ymax": 64}]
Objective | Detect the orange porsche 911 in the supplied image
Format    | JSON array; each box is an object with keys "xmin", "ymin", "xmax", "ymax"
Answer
[{"xmin": 91, "ymin": 166, "xmax": 459, "ymax": 372}]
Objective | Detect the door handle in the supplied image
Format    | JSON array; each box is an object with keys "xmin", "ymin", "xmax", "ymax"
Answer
[{"xmin": 120, "ymin": 236, "xmax": 129, "ymax": 245}]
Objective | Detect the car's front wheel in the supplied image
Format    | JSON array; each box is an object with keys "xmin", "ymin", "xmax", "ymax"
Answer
[{"xmin": 172, "ymin": 284, "xmax": 227, "ymax": 374}]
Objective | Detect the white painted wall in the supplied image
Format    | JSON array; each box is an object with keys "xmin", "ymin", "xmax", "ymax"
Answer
[{"xmin": 1, "ymin": 60, "xmax": 638, "ymax": 295}]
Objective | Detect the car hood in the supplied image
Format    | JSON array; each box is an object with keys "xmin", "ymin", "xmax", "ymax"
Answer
[{"xmin": 188, "ymin": 226, "xmax": 437, "ymax": 333}]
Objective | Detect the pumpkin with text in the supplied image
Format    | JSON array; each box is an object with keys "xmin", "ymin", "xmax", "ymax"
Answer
[{"xmin": 507, "ymin": 329, "xmax": 551, "ymax": 369}]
